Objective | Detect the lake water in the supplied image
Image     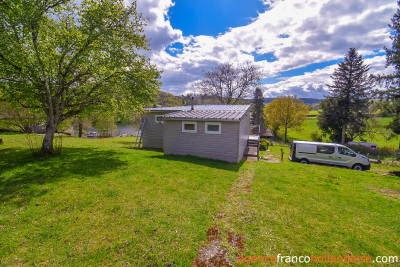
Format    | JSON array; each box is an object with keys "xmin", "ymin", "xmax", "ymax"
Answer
[{"xmin": 82, "ymin": 124, "xmax": 139, "ymax": 137}]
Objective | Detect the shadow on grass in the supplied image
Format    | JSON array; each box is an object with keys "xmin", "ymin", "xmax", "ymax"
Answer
[
  {"xmin": 115, "ymin": 140, "xmax": 136, "ymax": 146},
  {"xmin": 0, "ymin": 147, "xmax": 128, "ymax": 205},
  {"xmin": 149, "ymin": 154, "xmax": 244, "ymax": 172}
]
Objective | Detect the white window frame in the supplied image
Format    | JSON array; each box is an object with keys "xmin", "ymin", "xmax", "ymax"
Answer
[
  {"xmin": 205, "ymin": 122, "xmax": 221, "ymax": 134},
  {"xmin": 155, "ymin": 115, "xmax": 163, "ymax": 123},
  {"xmin": 182, "ymin": 121, "xmax": 197, "ymax": 133}
]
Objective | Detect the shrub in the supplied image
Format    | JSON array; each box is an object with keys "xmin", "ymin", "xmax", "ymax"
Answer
[
  {"xmin": 310, "ymin": 129, "xmax": 323, "ymax": 142},
  {"xmin": 259, "ymin": 138, "xmax": 271, "ymax": 151},
  {"xmin": 379, "ymin": 146, "xmax": 397, "ymax": 158}
]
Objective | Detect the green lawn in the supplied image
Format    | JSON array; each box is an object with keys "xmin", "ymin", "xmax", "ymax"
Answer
[
  {"xmin": 0, "ymin": 134, "xmax": 239, "ymax": 266},
  {"xmin": 275, "ymin": 111, "xmax": 400, "ymax": 148},
  {"xmin": 0, "ymin": 135, "xmax": 399, "ymax": 266},
  {"xmin": 236, "ymin": 146, "xmax": 400, "ymax": 265}
]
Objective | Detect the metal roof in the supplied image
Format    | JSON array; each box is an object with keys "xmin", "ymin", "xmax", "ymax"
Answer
[
  {"xmin": 292, "ymin": 140, "xmax": 344, "ymax": 146},
  {"xmin": 145, "ymin": 105, "xmax": 250, "ymax": 112},
  {"xmin": 162, "ymin": 109, "xmax": 248, "ymax": 121}
]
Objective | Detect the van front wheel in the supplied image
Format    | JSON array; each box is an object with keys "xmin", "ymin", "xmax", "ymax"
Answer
[
  {"xmin": 352, "ymin": 164, "xmax": 364, "ymax": 171},
  {"xmin": 300, "ymin": 159, "xmax": 309, "ymax": 164}
]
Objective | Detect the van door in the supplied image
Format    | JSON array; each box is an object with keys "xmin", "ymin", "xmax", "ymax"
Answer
[
  {"xmin": 336, "ymin": 146, "xmax": 357, "ymax": 167},
  {"xmin": 316, "ymin": 145, "xmax": 337, "ymax": 165}
]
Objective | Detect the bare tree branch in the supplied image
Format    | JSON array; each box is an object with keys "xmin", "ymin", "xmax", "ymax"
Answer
[{"xmin": 195, "ymin": 62, "xmax": 262, "ymax": 104}]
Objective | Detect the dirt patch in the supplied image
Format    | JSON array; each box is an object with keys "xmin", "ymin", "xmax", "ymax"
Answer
[
  {"xmin": 193, "ymin": 168, "xmax": 254, "ymax": 266},
  {"xmin": 206, "ymin": 225, "xmax": 221, "ymax": 243},
  {"xmin": 260, "ymin": 158, "xmax": 281, "ymax": 163},
  {"xmin": 245, "ymin": 156, "xmax": 258, "ymax": 162},
  {"xmin": 366, "ymin": 186, "xmax": 400, "ymax": 200},
  {"xmin": 214, "ymin": 213, "xmax": 226, "ymax": 220},
  {"xmin": 192, "ymin": 242, "xmax": 233, "ymax": 267},
  {"xmin": 225, "ymin": 230, "xmax": 245, "ymax": 253},
  {"xmin": 193, "ymin": 226, "xmax": 233, "ymax": 267}
]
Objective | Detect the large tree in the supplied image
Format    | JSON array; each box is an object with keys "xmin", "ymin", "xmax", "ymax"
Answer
[
  {"xmin": 377, "ymin": 0, "xmax": 400, "ymax": 134},
  {"xmin": 264, "ymin": 96, "xmax": 309, "ymax": 143},
  {"xmin": 251, "ymin": 87, "xmax": 265, "ymax": 126},
  {"xmin": 195, "ymin": 62, "xmax": 262, "ymax": 104},
  {"xmin": 0, "ymin": 0, "xmax": 161, "ymax": 155},
  {"xmin": 318, "ymin": 47, "xmax": 373, "ymax": 144}
]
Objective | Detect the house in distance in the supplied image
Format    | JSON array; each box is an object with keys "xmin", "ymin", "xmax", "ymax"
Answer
[{"xmin": 141, "ymin": 105, "xmax": 251, "ymax": 163}]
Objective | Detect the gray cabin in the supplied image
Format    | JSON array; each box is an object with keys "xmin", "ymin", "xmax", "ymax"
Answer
[{"xmin": 141, "ymin": 105, "xmax": 251, "ymax": 163}]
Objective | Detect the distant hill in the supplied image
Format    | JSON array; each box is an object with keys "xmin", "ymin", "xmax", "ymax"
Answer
[{"xmin": 264, "ymin": 98, "xmax": 323, "ymax": 105}]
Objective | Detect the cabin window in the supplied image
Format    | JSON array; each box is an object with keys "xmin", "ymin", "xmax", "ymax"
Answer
[
  {"xmin": 205, "ymin": 122, "xmax": 221, "ymax": 134},
  {"xmin": 182, "ymin": 121, "xmax": 197, "ymax": 133},
  {"xmin": 155, "ymin": 115, "xmax": 163, "ymax": 123},
  {"xmin": 317, "ymin": 145, "xmax": 335, "ymax": 154}
]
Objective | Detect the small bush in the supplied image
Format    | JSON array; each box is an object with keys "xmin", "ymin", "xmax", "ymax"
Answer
[
  {"xmin": 379, "ymin": 146, "xmax": 397, "ymax": 158},
  {"xmin": 347, "ymin": 144, "xmax": 400, "ymax": 159},
  {"xmin": 260, "ymin": 139, "xmax": 271, "ymax": 151},
  {"xmin": 310, "ymin": 130, "xmax": 323, "ymax": 142}
]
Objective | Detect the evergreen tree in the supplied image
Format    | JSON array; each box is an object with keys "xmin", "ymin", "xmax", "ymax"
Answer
[
  {"xmin": 251, "ymin": 87, "xmax": 265, "ymax": 126},
  {"xmin": 318, "ymin": 47, "xmax": 373, "ymax": 144},
  {"xmin": 380, "ymin": 1, "xmax": 400, "ymax": 134}
]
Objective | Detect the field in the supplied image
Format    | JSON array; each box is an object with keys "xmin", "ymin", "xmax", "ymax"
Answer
[
  {"xmin": 275, "ymin": 111, "xmax": 400, "ymax": 149},
  {"xmin": 0, "ymin": 134, "xmax": 399, "ymax": 266}
]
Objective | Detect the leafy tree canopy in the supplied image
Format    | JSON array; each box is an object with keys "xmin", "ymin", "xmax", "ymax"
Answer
[
  {"xmin": 264, "ymin": 96, "xmax": 309, "ymax": 143},
  {"xmin": 0, "ymin": 0, "xmax": 161, "ymax": 154}
]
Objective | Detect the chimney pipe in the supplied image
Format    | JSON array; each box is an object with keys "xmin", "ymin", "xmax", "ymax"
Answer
[{"xmin": 191, "ymin": 96, "xmax": 194, "ymax": 111}]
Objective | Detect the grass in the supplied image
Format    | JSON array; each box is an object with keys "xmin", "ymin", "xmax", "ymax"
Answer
[
  {"xmin": 0, "ymin": 135, "xmax": 239, "ymax": 266},
  {"xmin": 237, "ymin": 146, "xmax": 400, "ymax": 266},
  {"xmin": 0, "ymin": 134, "xmax": 399, "ymax": 266}
]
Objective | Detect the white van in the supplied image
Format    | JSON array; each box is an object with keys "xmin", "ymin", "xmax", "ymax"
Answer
[{"xmin": 289, "ymin": 140, "xmax": 370, "ymax": 170}]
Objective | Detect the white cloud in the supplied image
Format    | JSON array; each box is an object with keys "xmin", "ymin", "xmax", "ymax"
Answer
[
  {"xmin": 136, "ymin": 0, "xmax": 184, "ymax": 52},
  {"xmin": 263, "ymin": 55, "xmax": 394, "ymax": 98},
  {"xmin": 138, "ymin": 0, "xmax": 398, "ymax": 96}
]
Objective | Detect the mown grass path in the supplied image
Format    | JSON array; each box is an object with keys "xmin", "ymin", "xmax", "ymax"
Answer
[{"xmin": 193, "ymin": 163, "xmax": 256, "ymax": 266}]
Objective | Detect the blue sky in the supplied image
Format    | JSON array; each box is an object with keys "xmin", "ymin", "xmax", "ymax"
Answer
[
  {"xmin": 168, "ymin": 0, "xmax": 267, "ymax": 37},
  {"xmin": 137, "ymin": 0, "xmax": 397, "ymax": 98}
]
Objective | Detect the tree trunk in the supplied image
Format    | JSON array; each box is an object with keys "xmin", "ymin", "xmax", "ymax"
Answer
[
  {"xmin": 341, "ymin": 124, "xmax": 346, "ymax": 145},
  {"xmin": 284, "ymin": 126, "xmax": 288, "ymax": 143},
  {"xmin": 78, "ymin": 121, "xmax": 83, "ymax": 137},
  {"xmin": 41, "ymin": 120, "xmax": 57, "ymax": 155}
]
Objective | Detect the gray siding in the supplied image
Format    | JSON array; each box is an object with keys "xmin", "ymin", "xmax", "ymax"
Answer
[
  {"xmin": 163, "ymin": 120, "xmax": 240, "ymax": 163},
  {"xmin": 237, "ymin": 110, "xmax": 250, "ymax": 162},
  {"xmin": 142, "ymin": 112, "xmax": 168, "ymax": 149}
]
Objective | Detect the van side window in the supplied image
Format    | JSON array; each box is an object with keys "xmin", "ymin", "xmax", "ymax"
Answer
[
  {"xmin": 317, "ymin": 145, "xmax": 335, "ymax": 154},
  {"xmin": 338, "ymin": 147, "xmax": 356, "ymax": 157}
]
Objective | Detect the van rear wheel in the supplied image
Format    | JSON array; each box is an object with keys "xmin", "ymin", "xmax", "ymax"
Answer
[
  {"xmin": 353, "ymin": 164, "xmax": 363, "ymax": 171},
  {"xmin": 300, "ymin": 159, "xmax": 309, "ymax": 164}
]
